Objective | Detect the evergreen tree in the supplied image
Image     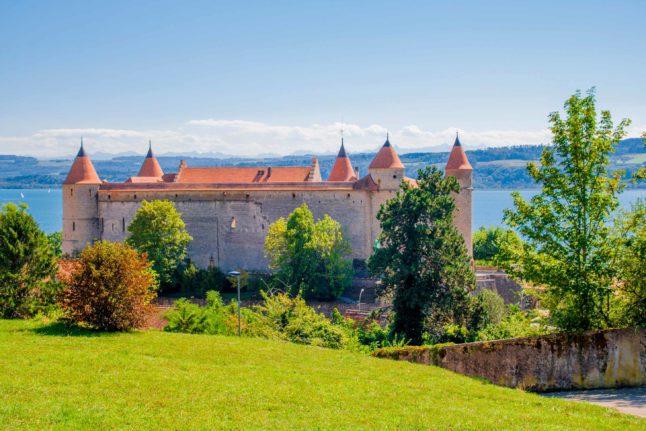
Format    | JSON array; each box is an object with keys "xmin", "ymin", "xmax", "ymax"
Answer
[
  {"xmin": 368, "ymin": 167, "xmax": 475, "ymax": 344},
  {"xmin": 503, "ymin": 89, "xmax": 630, "ymax": 331},
  {"xmin": 126, "ymin": 200, "xmax": 192, "ymax": 289},
  {"xmin": 0, "ymin": 203, "xmax": 58, "ymax": 318}
]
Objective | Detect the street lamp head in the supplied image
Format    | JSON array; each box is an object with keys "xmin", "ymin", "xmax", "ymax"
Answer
[{"xmin": 228, "ymin": 271, "xmax": 241, "ymax": 277}]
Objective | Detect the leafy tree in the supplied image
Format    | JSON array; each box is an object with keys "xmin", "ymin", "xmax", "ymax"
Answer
[
  {"xmin": 610, "ymin": 199, "xmax": 646, "ymax": 327},
  {"xmin": 60, "ymin": 241, "xmax": 157, "ymax": 331},
  {"xmin": 468, "ymin": 289, "xmax": 507, "ymax": 334},
  {"xmin": 47, "ymin": 231, "xmax": 62, "ymax": 257},
  {"xmin": 473, "ymin": 226, "xmax": 522, "ymax": 263},
  {"xmin": 503, "ymin": 89, "xmax": 630, "ymax": 331},
  {"xmin": 264, "ymin": 203, "xmax": 353, "ymax": 300},
  {"xmin": 0, "ymin": 203, "xmax": 58, "ymax": 318},
  {"xmin": 368, "ymin": 167, "xmax": 475, "ymax": 345},
  {"xmin": 126, "ymin": 200, "xmax": 192, "ymax": 289}
]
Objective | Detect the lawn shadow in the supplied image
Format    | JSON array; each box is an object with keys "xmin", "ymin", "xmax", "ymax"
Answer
[{"xmin": 31, "ymin": 321, "xmax": 124, "ymax": 337}]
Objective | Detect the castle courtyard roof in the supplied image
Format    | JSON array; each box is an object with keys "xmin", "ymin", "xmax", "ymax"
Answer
[{"xmin": 175, "ymin": 166, "xmax": 315, "ymax": 183}]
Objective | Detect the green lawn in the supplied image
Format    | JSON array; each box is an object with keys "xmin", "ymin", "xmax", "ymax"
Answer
[{"xmin": 0, "ymin": 319, "xmax": 643, "ymax": 430}]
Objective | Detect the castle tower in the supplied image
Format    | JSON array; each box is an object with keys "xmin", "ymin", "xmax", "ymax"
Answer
[
  {"xmin": 137, "ymin": 141, "xmax": 164, "ymax": 177},
  {"xmin": 368, "ymin": 134, "xmax": 405, "ymax": 190},
  {"xmin": 62, "ymin": 141, "xmax": 101, "ymax": 256},
  {"xmin": 445, "ymin": 133, "xmax": 473, "ymax": 257},
  {"xmin": 328, "ymin": 139, "xmax": 357, "ymax": 182}
]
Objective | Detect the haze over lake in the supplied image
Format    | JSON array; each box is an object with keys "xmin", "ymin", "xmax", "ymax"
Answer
[{"xmin": 2, "ymin": 188, "xmax": 644, "ymax": 234}]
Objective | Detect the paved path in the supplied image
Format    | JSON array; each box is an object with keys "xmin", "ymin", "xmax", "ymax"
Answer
[{"xmin": 543, "ymin": 387, "xmax": 646, "ymax": 418}]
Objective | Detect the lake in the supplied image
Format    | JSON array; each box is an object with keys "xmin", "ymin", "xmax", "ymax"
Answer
[{"xmin": 1, "ymin": 188, "xmax": 644, "ymax": 234}]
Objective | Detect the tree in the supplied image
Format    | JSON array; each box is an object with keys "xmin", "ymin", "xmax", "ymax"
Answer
[
  {"xmin": 0, "ymin": 203, "xmax": 58, "ymax": 318},
  {"xmin": 503, "ymin": 89, "xmax": 630, "ymax": 331},
  {"xmin": 473, "ymin": 226, "xmax": 522, "ymax": 263},
  {"xmin": 264, "ymin": 203, "xmax": 353, "ymax": 300},
  {"xmin": 126, "ymin": 200, "xmax": 192, "ymax": 289},
  {"xmin": 59, "ymin": 241, "xmax": 157, "ymax": 331},
  {"xmin": 610, "ymin": 199, "xmax": 646, "ymax": 327},
  {"xmin": 368, "ymin": 167, "xmax": 475, "ymax": 344},
  {"xmin": 47, "ymin": 231, "xmax": 62, "ymax": 257}
]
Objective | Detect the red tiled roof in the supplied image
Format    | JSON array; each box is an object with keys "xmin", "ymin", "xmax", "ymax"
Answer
[
  {"xmin": 352, "ymin": 174, "xmax": 379, "ymax": 191},
  {"xmin": 63, "ymin": 147, "xmax": 101, "ymax": 185},
  {"xmin": 138, "ymin": 156, "xmax": 164, "ymax": 177},
  {"xmin": 176, "ymin": 166, "xmax": 313, "ymax": 183},
  {"xmin": 445, "ymin": 136, "xmax": 472, "ymax": 170},
  {"xmin": 328, "ymin": 142, "xmax": 357, "ymax": 182},
  {"xmin": 368, "ymin": 139, "xmax": 404, "ymax": 169},
  {"xmin": 125, "ymin": 176, "xmax": 163, "ymax": 183}
]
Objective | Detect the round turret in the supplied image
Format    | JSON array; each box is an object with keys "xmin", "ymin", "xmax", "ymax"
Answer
[
  {"xmin": 445, "ymin": 133, "xmax": 473, "ymax": 257},
  {"xmin": 62, "ymin": 141, "xmax": 101, "ymax": 256}
]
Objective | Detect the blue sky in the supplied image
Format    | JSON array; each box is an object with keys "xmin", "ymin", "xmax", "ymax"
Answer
[{"xmin": 1, "ymin": 0, "xmax": 644, "ymax": 157}]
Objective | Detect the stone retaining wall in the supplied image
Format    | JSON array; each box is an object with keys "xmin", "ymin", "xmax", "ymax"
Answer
[{"xmin": 373, "ymin": 328, "xmax": 646, "ymax": 392}]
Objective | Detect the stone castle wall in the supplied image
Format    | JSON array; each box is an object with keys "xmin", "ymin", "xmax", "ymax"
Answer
[{"xmin": 97, "ymin": 188, "xmax": 382, "ymax": 271}]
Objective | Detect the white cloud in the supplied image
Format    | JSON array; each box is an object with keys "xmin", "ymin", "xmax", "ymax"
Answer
[{"xmin": 0, "ymin": 119, "xmax": 567, "ymax": 159}]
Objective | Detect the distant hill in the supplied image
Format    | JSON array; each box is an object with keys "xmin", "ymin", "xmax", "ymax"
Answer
[{"xmin": 0, "ymin": 138, "xmax": 643, "ymax": 189}]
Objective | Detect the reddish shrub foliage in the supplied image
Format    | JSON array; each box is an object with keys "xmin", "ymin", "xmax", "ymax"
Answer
[{"xmin": 59, "ymin": 241, "xmax": 157, "ymax": 331}]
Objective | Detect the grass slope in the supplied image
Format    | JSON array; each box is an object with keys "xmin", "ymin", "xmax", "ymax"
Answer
[{"xmin": 0, "ymin": 319, "xmax": 643, "ymax": 430}]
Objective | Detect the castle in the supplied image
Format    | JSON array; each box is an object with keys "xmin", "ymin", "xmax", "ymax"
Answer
[{"xmin": 62, "ymin": 136, "xmax": 473, "ymax": 271}]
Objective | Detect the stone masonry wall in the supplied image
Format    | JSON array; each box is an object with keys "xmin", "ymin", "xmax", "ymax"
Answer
[
  {"xmin": 373, "ymin": 328, "xmax": 646, "ymax": 392},
  {"xmin": 98, "ymin": 188, "xmax": 378, "ymax": 271}
]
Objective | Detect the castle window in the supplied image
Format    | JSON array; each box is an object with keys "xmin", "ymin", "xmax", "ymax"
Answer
[
  {"xmin": 122, "ymin": 218, "xmax": 126, "ymax": 232},
  {"xmin": 133, "ymin": 194, "xmax": 137, "ymax": 200},
  {"xmin": 89, "ymin": 189, "xmax": 92, "ymax": 196},
  {"xmin": 101, "ymin": 218, "xmax": 104, "ymax": 233},
  {"xmin": 393, "ymin": 174, "xmax": 397, "ymax": 179},
  {"xmin": 72, "ymin": 221, "xmax": 76, "ymax": 231},
  {"xmin": 292, "ymin": 193, "xmax": 296, "ymax": 199},
  {"xmin": 230, "ymin": 217, "xmax": 237, "ymax": 230},
  {"xmin": 70, "ymin": 188, "xmax": 73, "ymax": 196},
  {"xmin": 108, "ymin": 195, "xmax": 111, "ymax": 200}
]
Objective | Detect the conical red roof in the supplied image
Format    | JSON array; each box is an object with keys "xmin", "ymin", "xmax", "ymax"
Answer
[
  {"xmin": 137, "ymin": 144, "xmax": 164, "ymax": 177},
  {"xmin": 445, "ymin": 135, "xmax": 472, "ymax": 171},
  {"xmin": 328, "ymin": 141, "xmax": 357, "ymax": 182},
  {"xmin": 63, "ymin": 144, "xmax": 101, "ymax": 185},
  {"xmin": 368, "ymin": 137, "xmax": 404, "ymax": 169}
]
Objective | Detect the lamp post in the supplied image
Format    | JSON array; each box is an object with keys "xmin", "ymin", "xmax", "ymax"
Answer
[
  {"xmin": 228, "ymin": 271, "xmax": 241, "ymax": 336},
  {"xmin": 358, "ymin": 288, "xmax": 365, "ymax": 311}
]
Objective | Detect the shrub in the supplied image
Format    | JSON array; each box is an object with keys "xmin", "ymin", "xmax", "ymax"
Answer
[
  {"xmin": 476, "ymin": 305, "xmax": 548, "ymax": 341},
  {"xmin": 165, "ymin": 291, "xmax": 235, "ymax": 335},
  {"xmin": 178, "ymin": 263, "xmax": 229, "ymax": 297},
  {"xmin": 468, "ymin": 289, "xmax": 507, "ymax": 334},
  {"xmin": 59, "ymin": 241, "xmax": 157, "ymax": 331},
  {"xmin": 0, "ymin": 203, "xmax": 58, "ymax": 318}
]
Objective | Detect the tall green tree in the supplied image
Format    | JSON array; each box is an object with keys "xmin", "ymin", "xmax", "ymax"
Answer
[
  {"xmin": 0, "ymin": 203, "xmax": 58, "ymax": 318},
  {"xmin": 264, "ymin": 203, "xmax": 353, "ymax": 300},
  {"xmin": 368, "ymin": 167, "xmax": 475, "ymax": 344},
  {"xmin": 126, "ymin": 200, "xmax": 192, "ymax": 289},
  {"xmin": 473, "ymin": 226, "xmax": 522, "ymax": 263},
  {"xmin": 503, "ymin": 89, "xmax": 630, "ymax": 331}
]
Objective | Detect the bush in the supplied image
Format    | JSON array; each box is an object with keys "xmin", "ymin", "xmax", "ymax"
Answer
[
  {"xmin": 476, "ymin": 305, "xmax": 548, "ymax": 341},
  {"xmin": 468, "ymin": 289, "xmax": 507, "ymax": 334},
  {"xmin": 178, "ymin": 263, "xmax": 229, "ymax": 297},
  {"xmin": 0, "ymin": 203, "xmax": 59, "ymax": 318},
  {"xmin": 59, "ymin": 241, "xmax": 157, "ymax": 331}
]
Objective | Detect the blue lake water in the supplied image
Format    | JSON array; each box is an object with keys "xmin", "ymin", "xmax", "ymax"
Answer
[{"xmin": 1, "ymin": 188, "xmax": 644, "ymax": 234}]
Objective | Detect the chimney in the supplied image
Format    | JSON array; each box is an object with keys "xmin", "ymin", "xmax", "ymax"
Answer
[{"xmin": 267, "ymin": 167, "xmax": 272, "ymax": 179}]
